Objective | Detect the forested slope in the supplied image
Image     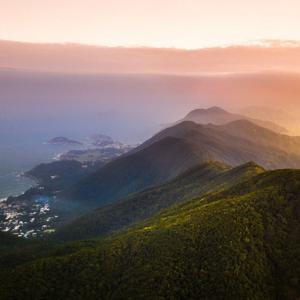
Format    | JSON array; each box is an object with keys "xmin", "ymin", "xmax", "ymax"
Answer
[{"xmin": 1, "ymin": 169, "xmax": 300, "ymax": 299}]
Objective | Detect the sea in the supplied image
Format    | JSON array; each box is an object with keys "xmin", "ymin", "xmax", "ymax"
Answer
[{"xmin": 0, "ymin": 137, "xmax": 83, "ymax": 199}]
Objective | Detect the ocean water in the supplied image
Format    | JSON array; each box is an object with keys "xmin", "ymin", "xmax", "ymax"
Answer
[{"xmin": 0, "ymin": 137, "xmax": 83, "ymax": 199}]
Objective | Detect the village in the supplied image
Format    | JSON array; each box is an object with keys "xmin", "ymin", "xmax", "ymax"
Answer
[{"xmin": 0, "ymin": 195, "xmax": 58, "ymax": 238}]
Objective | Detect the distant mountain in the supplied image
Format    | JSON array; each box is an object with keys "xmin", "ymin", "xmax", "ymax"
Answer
[
  {"xmin": 2, "ymin": 167, "xmax": 300, "ymax": 299},
  {"xmin": 47, "ymin": 136, "xmax": 82, "ymax": 146},
  {"xmin": 218, "ymin": 119, "xmax": 300, "ymax": 155},
  {"xmin": 62, "ymin": 120, "xmax": 300, "ymax": 210},
  {"xmin": 55, "ymin": 161, "xmax": 264, "ymax": 241},
  {"xmin": 59, "ymin": 147, "xmax": 133, "ymax": 163},
  {"xmin": 241, "ymin": 105, "xmax": 297, "ymax": 122},
  {"xmin": 87, "ymin": 134, "xmax": 136, "ymax": 151},
  {"xmin": 89, "ymin": 134, "xmax": 114, "ymax": 147},
  {"xmin": 241, "ymin": 105, "xmax": 300, "ymax": 135},
  {"xmin": 135, "ymin": 120, "xmax": 300, "ymax": 168},
  {"xmin": 182, "ymin": 106, "xmax": 288, "ymax": 134}
]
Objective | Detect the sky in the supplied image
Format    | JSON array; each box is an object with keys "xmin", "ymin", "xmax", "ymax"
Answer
[
  {"xmin": 2, "ymin": 40, "xmax": 300, "ymax": 74},
  {"xmin": 1, "ymin": 0, "xmax": 300, "ymax": 142},
  {"xmin": 1, "ymin": 0, "xmax": 300, "ymax": 48}
]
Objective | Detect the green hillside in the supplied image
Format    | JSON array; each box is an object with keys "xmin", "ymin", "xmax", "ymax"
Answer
[
  {"xmin": 54, "ymin": 161, "xmax": 264, "ymax": 241},
  {"xmin": 1, "ymin": 168, "xmax": 300, "ymax": 299}
]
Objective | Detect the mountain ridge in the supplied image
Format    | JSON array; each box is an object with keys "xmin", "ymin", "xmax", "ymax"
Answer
[
  {"xmin": 182, "ymin": 106, "xmax": 288, "ymax": 134},
  {"xmin": 61, "ymin": 119, "xmax": 300, "ymax": 211}
]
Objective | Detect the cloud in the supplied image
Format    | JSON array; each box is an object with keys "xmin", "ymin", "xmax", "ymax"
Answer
[{"xmin": 1, "ymin": 40, "xmax": 300, "ymax": 74}]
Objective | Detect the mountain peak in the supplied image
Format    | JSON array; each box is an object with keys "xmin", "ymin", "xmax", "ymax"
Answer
[
  {"xmin": 182, "ymin": 107, "xmax": 287, "ymax": 134},
  {"xmin": 187, "ymin": 106, "xmax": 227, "ymax": 116},
  {"xmin": 47, "ymin": 136, "xmax": 83, "ymax": 146},
  {"xmin": 235, "ymin": 161, "xmax": 265, "ymax": 172},
  {"xmin": 206, "ymin": 106, "xmax": 227, "ymax": 113}
]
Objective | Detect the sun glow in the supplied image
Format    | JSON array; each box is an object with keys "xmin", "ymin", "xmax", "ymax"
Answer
[{"xmin": 1, "ymin": 0, "xmax": 300, "ymax": 49}]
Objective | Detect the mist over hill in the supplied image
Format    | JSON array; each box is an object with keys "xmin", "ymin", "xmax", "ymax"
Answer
[
  {"xmin": 1, "ymin": 68, "xmax": 300, "ymax": 144},
  {"xmin": 182, "ymin": 106, "xmax": 288, "ymax": 133}
]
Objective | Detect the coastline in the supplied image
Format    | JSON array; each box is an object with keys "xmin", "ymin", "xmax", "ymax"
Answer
[{"xmin": 0, "ymin": 172, "xmax": 37, "ymax": 200}]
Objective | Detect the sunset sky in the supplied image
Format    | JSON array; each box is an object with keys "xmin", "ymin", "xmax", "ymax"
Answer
[
  {"xmin": 2, "ymin": 0, "xmax": 300, "ymax": 142},
  {"xmin": 1, "ymin": 0, "xmax": 300, "ymax": 48}
]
